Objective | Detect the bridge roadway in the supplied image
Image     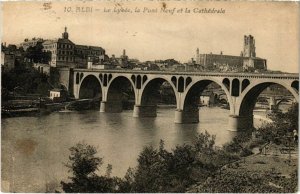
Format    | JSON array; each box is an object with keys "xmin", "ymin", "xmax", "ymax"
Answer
[{"xmin": 72, "ymin": 69, "xmax": 299, "ymax": 132}]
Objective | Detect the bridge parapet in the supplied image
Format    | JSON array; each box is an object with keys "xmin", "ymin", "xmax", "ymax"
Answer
[{"xmin": 73, "ymin": 69, "xmax": 298, "ymax": 80}]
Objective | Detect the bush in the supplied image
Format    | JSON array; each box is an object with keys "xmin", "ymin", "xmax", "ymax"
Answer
[{"xmin": 196, "ymin": 170, "xmax": 292, "ymax": 193}]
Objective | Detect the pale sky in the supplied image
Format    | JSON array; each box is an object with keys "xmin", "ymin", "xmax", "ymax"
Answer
[{"xmin": 1, "ymin": 1, "xmax": 299, "ymax": 73}]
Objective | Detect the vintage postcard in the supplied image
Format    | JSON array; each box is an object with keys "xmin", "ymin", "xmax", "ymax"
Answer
[{"xmin": 1, "ymin": 1, "xmax": 299, "ymax": 193}]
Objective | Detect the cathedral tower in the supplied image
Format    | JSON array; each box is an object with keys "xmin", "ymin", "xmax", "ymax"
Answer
[{"xmin": 243, "ymin": 35, "xmax": 256, "ymax": 57}]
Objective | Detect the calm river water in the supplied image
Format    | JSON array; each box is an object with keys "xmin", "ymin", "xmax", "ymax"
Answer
[{"xmin": 1, "ymin": 107, "xmax": 270, "ymax": 192}]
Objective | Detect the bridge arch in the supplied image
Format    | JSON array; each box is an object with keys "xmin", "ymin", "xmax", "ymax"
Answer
[
  {"xmin": 291, "ymin": 80, "xmax": 299, "ymax": 92},
  {"xmin": 140, "ymin": 77, "xmax": 177, "ymax": 106},
  {"xmin": 181, "ymin": 78, "xmax": 232, "ymax": 111},
  {"xmin": 178, "ymin": 78, "xmax": 232, "ymax": 123},
  {"xmin": 134, "ymin": 77, "xmax": 178, "ymax": 117},
  {"xmin": 104, "ymin": 75, "xmax": 136, "ymax": 112},
  {"xmin": 237, "ymin": 80, "xmax": 299, "ymax": 117},
  {"xmin": 78, "ymin": 74, "xmax": 102, "ymax": 99}
]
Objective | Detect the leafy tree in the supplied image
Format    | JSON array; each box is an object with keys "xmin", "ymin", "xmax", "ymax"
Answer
[
  {"xmin": 1, "ymin": 67, "xmax": 51, "ymax": 97},
  {"xmin": 129, "ymin": 132, "xmax": 227, "ymax": 193},
  {"xmin": 223, "ymin": 130, "xmax": 253, "ymax": 157},
  {"xmin": 24, "ymin": 43, "xmax": 51, "ymax": 63},
  {"xmin": 194, "ymin": 131, "xmax": 216, "ymax": 153},
  {"xmin": 118, "ymin": 167, "xmax": 135, "ymax": 192},
  {"xmin": 258, "ymin": 103, "xmax": 298, "ymax": 144},
  {"xmin": 131, "ymin": 145, "xmax": 166, "ymax": 192},
  {"xmin": 61, "ymin": 143, "xmax": 120, "ymax": 193}
]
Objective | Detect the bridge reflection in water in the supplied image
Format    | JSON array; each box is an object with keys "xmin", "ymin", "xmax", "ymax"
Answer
[{"xmin": 73, "ymin": 70, "xmax": 299, "ymax": 132}]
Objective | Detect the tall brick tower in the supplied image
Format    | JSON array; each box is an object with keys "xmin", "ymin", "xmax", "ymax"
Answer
[
  {"xmin": 196, "ymin": 48, "xmax": 200, "ymax": 64},
  {"xmin": 243, "ymin": 35, "xmax": 256, "ymax": 57}
]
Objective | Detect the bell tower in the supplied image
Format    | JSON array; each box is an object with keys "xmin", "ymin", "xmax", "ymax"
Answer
[
  {"xmin": 196, "ymin": 48, "xmax": 200, "ymax": 64},
  {"xmin": 62, "ymin": 26, "xmax": 69, "ymax": 39},
  {"xmin": 243, "ymin": 35, "xmax": 256, "ymax": 57}
]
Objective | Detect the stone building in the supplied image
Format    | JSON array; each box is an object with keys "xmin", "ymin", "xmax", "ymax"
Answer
[
  {"xmin": 1, "ymin": 51, "xmax": 15, "ymax": 71},
  {"xmin": 20, "ymin": 38, "xmax": 44, "ymax": 51},
  {"xmin": 195, "ymin": 35, "xmax": 267, "ymax": 72},
  {"xmin": 0, "ymin": 43, "xmax": 24, "ymax": 71},
  {"xmin": 33, "ymin": 63, "xmax": 51, "ymax": 75},
  {"xmin": 42, "ymin": 27, "xmax": 107, "ymax": 68},
  {"xmin": 200, "ymin": 91, "xmax": 216, "ymax": 106},
  {"xmin": 109, "ymin": 49, "xmax": 132, "ymax": 68},
  {"xmin": 42, "ymin": 27, "xmax": 76, "ymax": 67},
  {"xmin": 74, "ymin": 45, "xmax": 106, "ymax": 68},
  {"xmin": 242, "ymin": 35, "xmax": 267, "ymax": 71}
]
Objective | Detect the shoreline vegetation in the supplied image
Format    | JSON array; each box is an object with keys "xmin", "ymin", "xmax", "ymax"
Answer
[{"xmin": 58, "ymin": 103, "xmax": 298, "ymax": 193}]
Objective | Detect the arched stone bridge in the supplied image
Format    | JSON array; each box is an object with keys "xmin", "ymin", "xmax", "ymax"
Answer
[{"xmin": 73, "ymin": 69, "xmax": 299, "ymax": 132}]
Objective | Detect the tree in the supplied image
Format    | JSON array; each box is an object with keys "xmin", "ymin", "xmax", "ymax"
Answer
[
  {"xmin": 61, "ymin": 143, "xmax": 119, "ymax": 193},
  {"xmin": 258, "ymin": 103, "xmax": 299, "ymax": 144},
  {"xmin": 1, "ymin": 67, "xmax": 51, "ymax": 97},
  {"xmin": 24, "ymin": 43, "xmax": 51, "ymax": 63},
  {"xmin": 130, "ymin": 132, "xmax": 225, "ymax": 193}
]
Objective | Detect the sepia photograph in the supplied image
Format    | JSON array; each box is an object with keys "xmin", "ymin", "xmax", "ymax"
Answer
[{"xmin": 1, "ymin": 0, "xmax": 299, "ymax": 192}]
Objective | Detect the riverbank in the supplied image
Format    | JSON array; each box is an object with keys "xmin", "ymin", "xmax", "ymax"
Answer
[
  {"xmin": 187, "ymin": 142, "xmax": 298, "ymax": 192},
  {"xmin": 1, "ymin": 98, "xmax": 101, "ymax": 118}
]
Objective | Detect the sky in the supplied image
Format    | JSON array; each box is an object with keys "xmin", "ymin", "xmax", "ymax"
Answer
[{"xmin": 1, "ymin": 1, "xmax": 299, "ymax": 73}]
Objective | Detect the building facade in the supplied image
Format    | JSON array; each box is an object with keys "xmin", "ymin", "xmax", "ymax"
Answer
[
  {"xmin": 42, "ymin": 28, "xmax": 75, "ymax": 67},
  {"xmin": 74, "ymin": 45, "xmax": 106, "ymax": 68},
  {"xmin": 196, "ymin": 35, "xmax": 267, "ymax": 72},
  {"xmin": 20, "ymin": 38, "xmax": 44, "ymax": 51},
  {"xmin": 42, "ymin": 27, "xmax": 106, "ymax": 68},
  {"xmin": 33, "ymin": 63, "xmax": 51, "ymax": 75},
  {"xmin": 1, "ymin": 51, "xmax": 15, "ymax": 71}
]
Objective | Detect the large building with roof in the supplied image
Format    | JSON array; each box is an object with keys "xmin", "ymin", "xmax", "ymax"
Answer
[
  {"xmin": 195, "ymin": 35, "xmax": 267, "ymax": 72},
  {"xmin": 20, "ymin": 38, "xmax": 44, "ymax": 51},
  {"xmin": 42, "ymin": 27, "xmax": 106, "ymax": 68}
]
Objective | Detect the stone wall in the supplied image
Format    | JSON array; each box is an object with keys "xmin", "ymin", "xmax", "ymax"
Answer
[{"xmin": 58, "ymin": 68, "xmax": 74, "ymax": 95}]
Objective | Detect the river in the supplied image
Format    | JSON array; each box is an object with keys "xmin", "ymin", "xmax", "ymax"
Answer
[{"xmin": 0, "ymin": 106, "xmax": 283, "ymax": 192}]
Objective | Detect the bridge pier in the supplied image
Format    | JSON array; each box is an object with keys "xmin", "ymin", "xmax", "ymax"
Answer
[
  {"xmin": 228, "ymin": 115, "xmax": 253, "ymax": 131},
  {"xmin": 100, "ymin": 101, "xmax": 122, "ymax": 113},
  {"xmin": 133, "ymin": 105, "xmax": 157, "ymax": 117},
  {"xmin": 174, "ymin": 108, "xmax": 199, "ymax": 124}
]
